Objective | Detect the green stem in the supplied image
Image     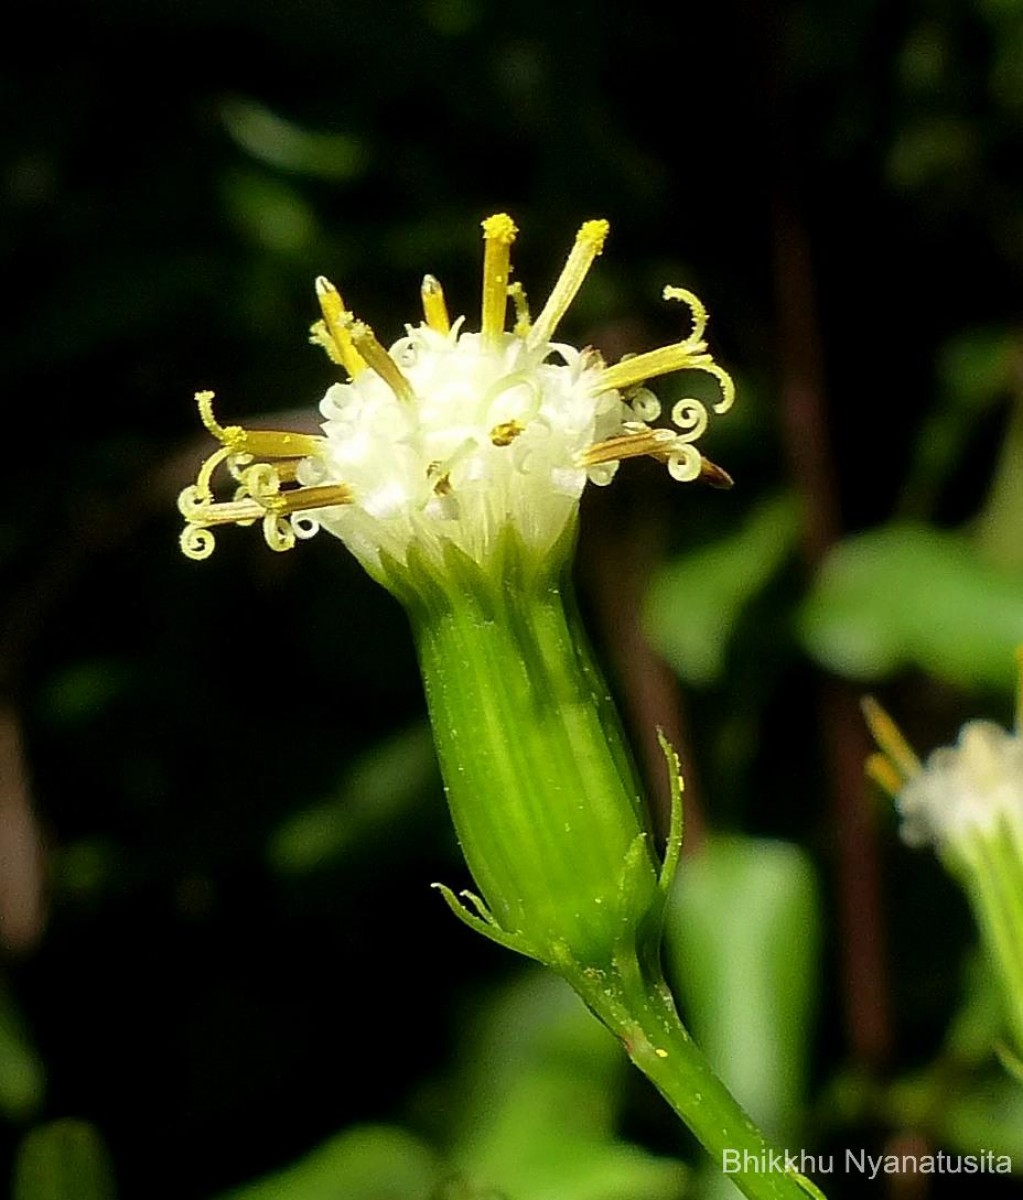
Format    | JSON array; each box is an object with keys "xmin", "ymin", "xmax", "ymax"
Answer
[
  {"xmin": 572, "ymin": 955, "xmax": 824, "ymax": 1200},
  {"xmin": 954, "ymin": 818, "xmax": 1023, "ymax": 1057}
]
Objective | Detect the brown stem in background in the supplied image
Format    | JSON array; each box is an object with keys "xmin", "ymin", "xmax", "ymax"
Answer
[
  {"xmin": 0, "ymin": 707, "xmax": 45, "ymax": 954},
  {"xmin": 582, "ymin": 500, "xmax": 706, "ymax": 854},
  {"xmin": 773, "ymin": 196, "xmax": 892, "ymax": 1069}
]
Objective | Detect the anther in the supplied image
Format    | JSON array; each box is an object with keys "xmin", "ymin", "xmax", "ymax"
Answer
[
  {"xmin": 528, "ymin": 219, "xmax": 610, "ymax": 350},
  {"xmin": 862, "ymin": 697, "xmax": 922, "ymax": 784},
  {"xmin": 315, "ymin": 276, "xmax": 368, "ymax": 378},
  {"xmin": 343, "ymin": 316, "xmax": 416, "ymax": 403},
  {"xmin": 421, "ymin": 275, "xmax": 451, "ymax": 335},
  {"xmin": 481, "ymin": 213, "xmax": 518, "ymax": 345}
]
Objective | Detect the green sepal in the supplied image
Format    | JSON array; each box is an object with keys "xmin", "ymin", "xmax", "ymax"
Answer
[
  {"xmin": 431, "ymin": 883, "xmax": 541, "ymax": 960},
  {"xmin": 656, "ymin": 728, "xmax": 684, "ymax": 896}
]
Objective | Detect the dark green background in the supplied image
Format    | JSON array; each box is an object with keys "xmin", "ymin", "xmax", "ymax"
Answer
[{"xmin": 3, "ymin": 0, "xmax": 1023, "ymax": 1196}]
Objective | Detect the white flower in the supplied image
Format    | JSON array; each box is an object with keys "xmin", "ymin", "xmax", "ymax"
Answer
[
  {"xmin": 864, "ymin": 691, "xmax": 1023, "ymax": 852},
  {"xmin": 899, "ymin": 721, "xmax": 1023, "ymax": 848},
  {"xmin": 179, "ymin": 214, "xmax": 734, "ymax": 573}
]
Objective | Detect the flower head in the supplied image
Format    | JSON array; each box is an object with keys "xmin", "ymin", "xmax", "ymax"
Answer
[
  {"xmin": 179, "ymin": 215, "xmax": 734, "ymax": 578},
  {"xmin": 863, "ymin": 660, "xmax": 1023, "ymax": 853},
  {"xmin": 864, "ymin": 657, "xmax": 1023, "ymax": 1061}
]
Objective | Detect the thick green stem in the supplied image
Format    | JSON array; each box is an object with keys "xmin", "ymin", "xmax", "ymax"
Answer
[
  {"xmin": 390, "ymin": 535, "xmax": 827, "ymax": 1200},
  {"xmin": 573, "ymin": 956, "xmax": 824, "ymax": 1200}
]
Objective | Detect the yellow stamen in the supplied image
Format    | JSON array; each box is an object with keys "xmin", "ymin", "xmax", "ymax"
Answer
[
  {"xmin": 195, "ymin": 446, "xmax": 233, "ymax": 501},
  {"xmin": 865, "ymin": 752, "xmax": 904, "ymax": 799},
  {"xmin": 420, "ymin": 274, "xmax": 451, "ymax": 334},
  {"xmin": 597, "ymin": 346, "xmax": 734, "ymax": 412},
  {"xmin": 181, "ymin": 484, "xmax": 350, "ymax": 525},
  {"xmin": 235, "ymin": 459, "xmax": 302, "ymax": 491},
  {"xmin": 579, "ymin": 427, "xmax": 678, "ymax": 467},
  {"xmin": 268, "ymin": 483, "xmax": 353, "ymax": 514},
  {"xmin": 232, "ymin": 428, "xmax": 324, "ymax": 460},
  {"xmin": 343, "ymin": 316, "xmax": 416, "ymax": 403},
  {"xmin": 507, "ymin": 281, "xmax": 531, "ymax": 337},
  {"xmin": 593, "ymin": 288, "xmax": 734, "ymax": 414},
  {"xmin": 178, "ymin": 480, "xmax": 352, "ymax": 561},
  {"xmin": 196, "ymin": 390, "xmax": 231, "ymax": 441},
  {"xmin": 528, "ymin": 219, "xmax": 609, "ymax": 350},
  {"xmin": 178, "ymin": 489, "xmax": 269, "ymax": 526},
  {"xmin": 699, "ymin": 362, "xmax": 736, "ymax": 415},
  {"xmin": 262, "ymin": 511, "xmax": 295, "ymax": 553},
  {"xmin": 481, "ymin": 213, "xmax": 518, "ymax": 344},
  {"xmin": 861, "ymin": 696, "xmax": 922, "ymax": 785},
  {"xmin": 661, "ymin": 285, "xmax": 708, "ymax": 347},
  {"xmin": 195, "ymin": 392, "xmax": 323, "ymax": 460},
  {"xmin": 180, "ymin": 526, "xmax": 216, "ymax": 560},
  {"xmin": 315, "ymin": 276, "xmax": 368, "ymax": 377}
]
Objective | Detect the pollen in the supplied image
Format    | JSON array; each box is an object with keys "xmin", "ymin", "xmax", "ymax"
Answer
[{"xmin": 179, "ymin": 213, "xmax": 737, "ymax": 571}]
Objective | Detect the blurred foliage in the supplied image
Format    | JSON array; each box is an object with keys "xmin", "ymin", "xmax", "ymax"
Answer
[
  {"xmin": 4, "ymin": 0, "xmax": 1023, "ymax": 1196},
  {"xmin": 665, "ymin": 838, "xmax": 820, "ymax": 1148},
  {"xmin": 0, "ymin": 985, "xmax": 45, "ymax": 1123},
  {"xmin": 211, "ymin": 972, "xmax": 685, "ymax": 1200},
  {"xmin": 645, "ymin": 495, "xmax": 800, "ymax": 686},
  {"xmin": 800, "ymin": 525, "xmax": 1023, "ymax": 688},
  {"xmin": 12, "ymin": 1120, "xmax": 116, "ymax": 1200}
]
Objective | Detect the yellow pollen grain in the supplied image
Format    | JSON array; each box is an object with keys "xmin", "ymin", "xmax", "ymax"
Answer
[
  {"xmin": 481, "ymin": 213, "xmax": 518, "ymax": 344},
  {"xmin": 344, "ymin": 317, "xmax": 416, "ymax": 403},
  {"xmin": 528, "ymin": 218, "xmax": 610, "ymax": 350},
  {"xmin": 315, "ymin": 276, "xmax": 367, "ymax": 377},
  {"xmin": 490, "ymin": 419, "xmax": 524, "ymax": 447},
  {"xmin": 420, "ymin": 274, "xmax": 451, "ymax": 334},
  {"xmin": 507, "ymin": 281, "xmax": 531, "ymax": 337},
  {"xmin": 861, "ymin": 696, "xmax": 922, "ymax": 783}
]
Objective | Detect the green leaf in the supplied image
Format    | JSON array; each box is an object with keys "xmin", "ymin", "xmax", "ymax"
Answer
[
  {"xmin": 220, "ymin": 97, "xmax": 366, "ymax": 181},
  {"xmin": 213, "ymin": 1126, "xmax": 440, "ymax": 1200},
  {"xmin": 0, "ymin": 983, "xmax": 45, "ymax": 1121},
  {"xmin": 664, "ymin": 837, "xmax": 820, "ymax": 1143},
  {"xmin": 644, "ymin": 493, "xmax": 799, "ymax": 685},
  {"xmin": 902, "ymin": 327, "xmax": 1016, "ymax": 512},
  {"xmin": 447, "ymin": 972, "xmax": 688, "ymax": 1200},
  {"xmin": 942, "ymin": 1076, "xmax": 1023, "ymax": 1159},
  {"xmin": 12, "ymin": 1120, "xmax": 116, "ymax": 1200},
  {"xmin": 800, "ymin": 523, "xmax": 1023, "ymax": 689}
]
